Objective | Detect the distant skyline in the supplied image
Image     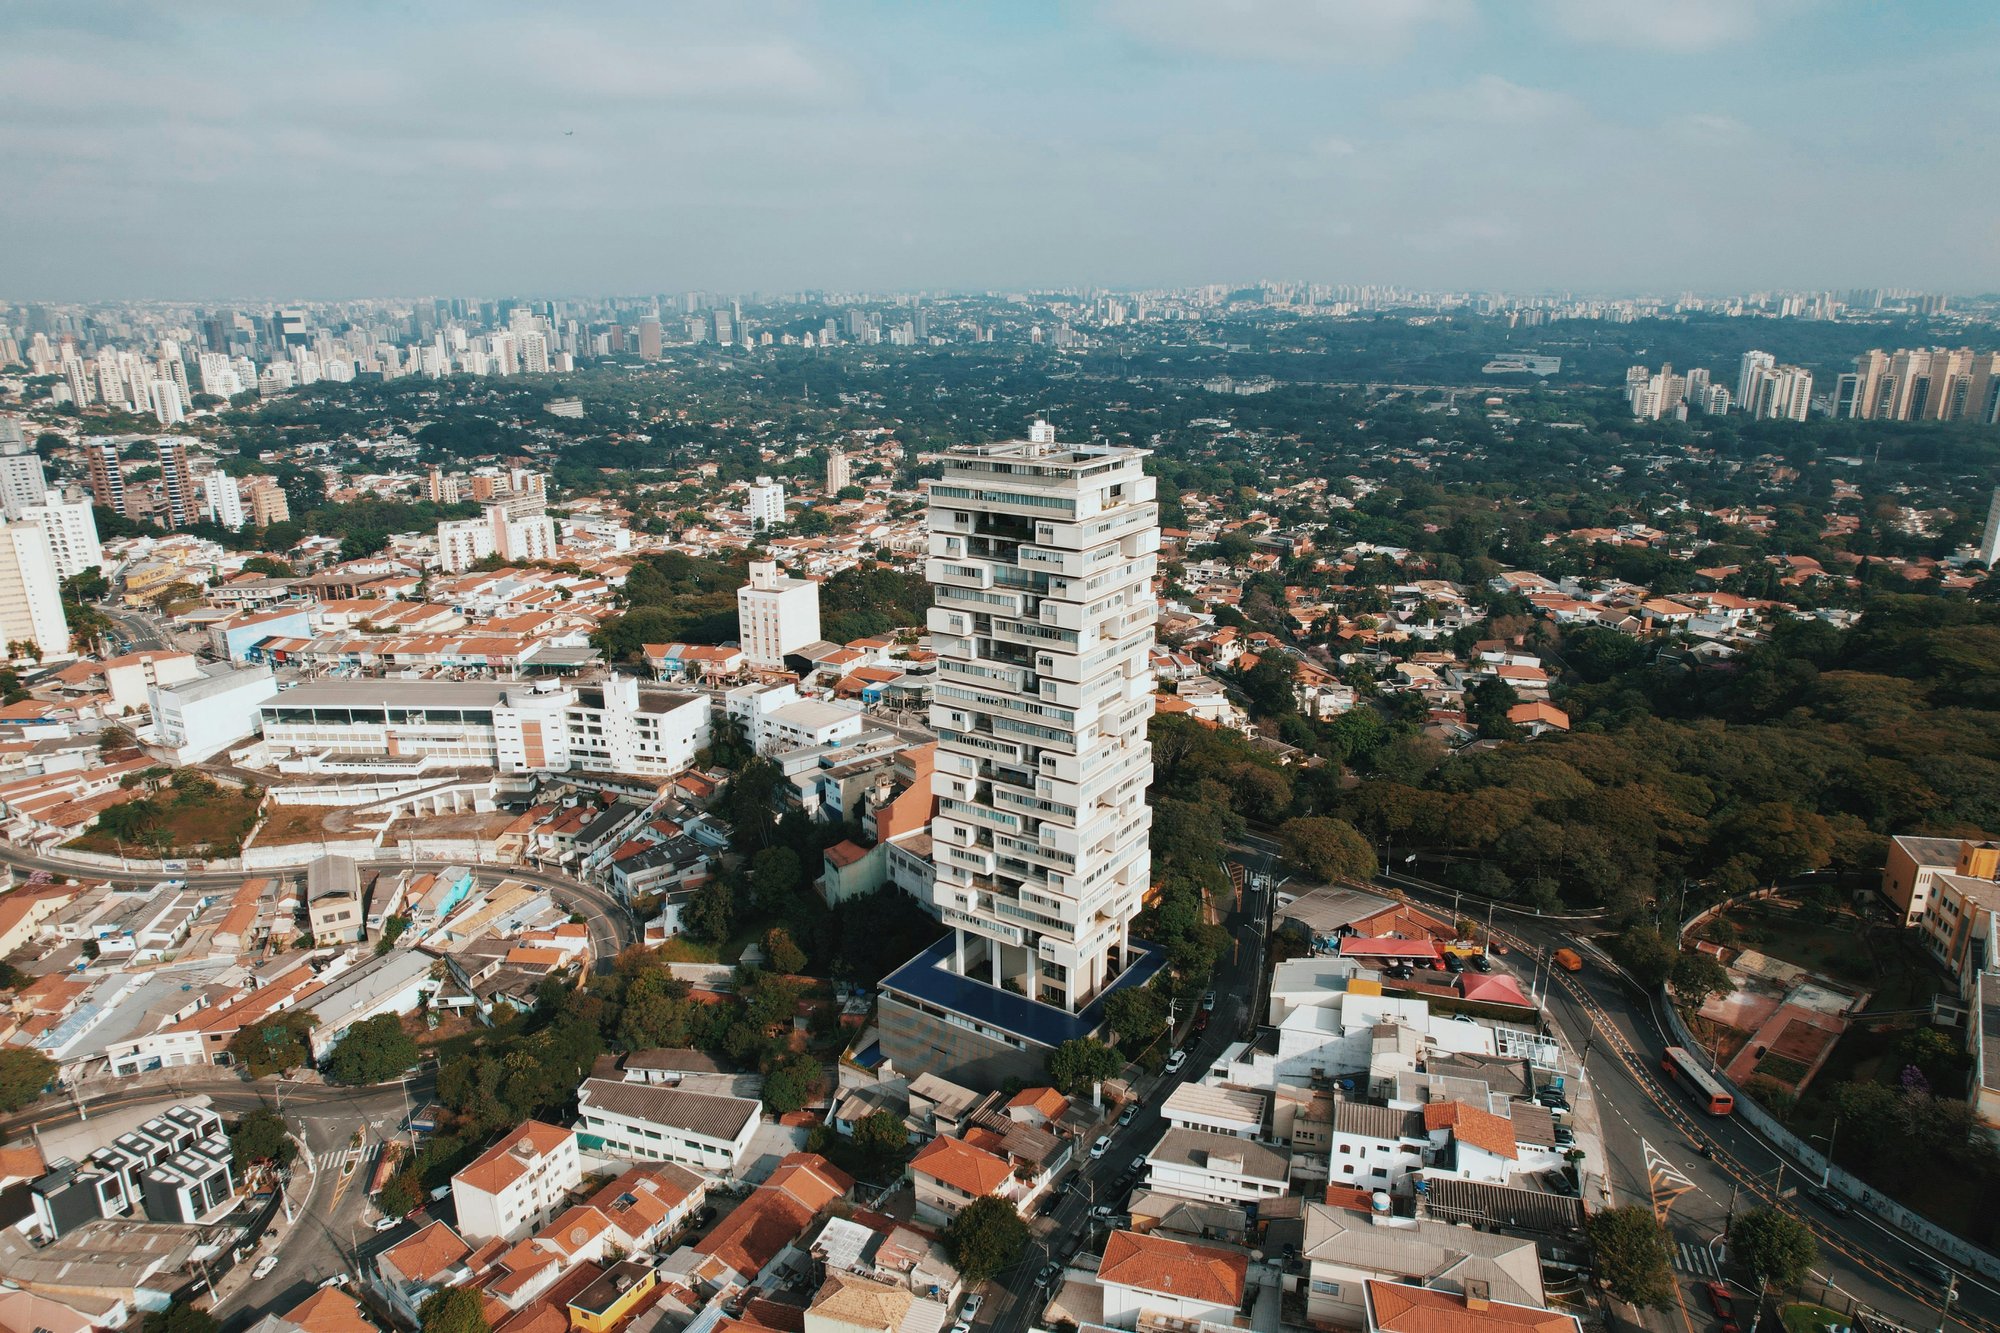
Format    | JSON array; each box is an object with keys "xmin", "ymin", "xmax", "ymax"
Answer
[{"xmin": 4, "ymin": 1, "xmax": 1998, "ymax": 302}]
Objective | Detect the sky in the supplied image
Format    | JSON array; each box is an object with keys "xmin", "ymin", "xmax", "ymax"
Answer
[{"xmin": 3, "ymin": 0, "xmax": 1997, "ymax": 301}]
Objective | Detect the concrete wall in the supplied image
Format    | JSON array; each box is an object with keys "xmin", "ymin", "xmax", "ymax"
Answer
[{"xmin": 877, "ymin": 993, "xmax": 1050, "ymax": 1089}]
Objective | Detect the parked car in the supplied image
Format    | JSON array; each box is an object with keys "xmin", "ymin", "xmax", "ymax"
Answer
[
  {"xmin": 949, "ymin": 1321, "xmax": 971, "ymax": 1333},
  {"xmin": 251, "ymin": 1256, "xmax": 279, "ymax": 1281},
  {"xmin": 1037, "ymin": 1262, "xmax": 1063, "ymax": 1289},
  {"xmin": 1470, "ymin": 954, "xmax": 1493, "ymax": 972},
  {"xmin": 1090, "ymin": 1136, "xmax": 1112, "ymax": 1159},
  {"xmin": 1202, "ymin": 991, "xmax": 1217, "ymax": 1012},
  {"xmin": 372, "ymin": 1216, "xmax": 400, "ymax": 1232},
  {"xmin": 960, "ymin": 1294, "xmax": 983, "ymax": 1319},
  {"xmin": 1119, "ymin": 1104, "xmax": 1139, "ymax": 1127},
  {"xmin": 1164, "ymin": 1050, "xmax": 1187, "ymax": 1075},
  {"xmin": 320, "ymin": 1273, "xmax": 351, "ymax": 1291},
  {"xmin": 1803, "ymin": 1185, "xmax": 1851, "ymax": 1217},
  {"xmin": 1037, "ymin": 1192, "xmax": 1063, "ymax": 1217},
  {"xmin": 1553, "ymin": 1125, "xmax": 1576, "ymax": 1148},
  {"xmin": 1193, "ymin": 1011, "xmax": 1209, "ymax": 1032},
  {"xmin": 1443, "ymin": 954, "xmax": 1465, "ymax": 973},
  {"xmin": 1703, "ymin": 1283, "xmax": 1733, "ymax": 1319}
]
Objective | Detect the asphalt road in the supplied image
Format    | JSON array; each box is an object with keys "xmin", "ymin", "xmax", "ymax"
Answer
[
  {"xmin": 1, "ymin": 1068, "xmax": 435, "ymax": 1329},
  {"xmin": 101, "ymin": 604, "xmax": 171, "ymax": 653},
  {"xmin": 978, "ymin": 853, "xmax": 1271, "ymax": 1333},
  {"xmin": 1373, "ymin": 868, "xmax": 1993, "ymax": 1333}
]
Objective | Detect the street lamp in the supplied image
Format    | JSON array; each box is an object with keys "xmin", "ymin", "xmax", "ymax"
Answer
[{"xmin": 1810, "ymin": 1118, "xmax": 1838, "ymax": 1189}]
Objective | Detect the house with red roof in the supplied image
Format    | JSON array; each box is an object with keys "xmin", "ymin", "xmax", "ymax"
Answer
[{"xmin": 1097, "ymin": 1229, "xmax": 1249, "ymax": 1327}]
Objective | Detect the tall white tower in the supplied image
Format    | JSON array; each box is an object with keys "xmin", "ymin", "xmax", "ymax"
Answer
[
  {"xmin": 0, "ymin": 520, "xmax": 71, "ymax": 660},
  {"xmin": 925, "ymin": 419, "xmax": 1160, "ymax": 1011},
  {"xmin": 1978, "ymin": 487, "xmax": 2000, "ymax": 567}
]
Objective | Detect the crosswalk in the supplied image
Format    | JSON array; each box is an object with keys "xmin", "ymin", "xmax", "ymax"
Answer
[
  {"xmin": 313, "ymin": 1149, "xmax": 355, "ymax": 1171},
  {"xmin": 1675, "ymin": 1240, "xmax": 1722, "ymax": 1277}
]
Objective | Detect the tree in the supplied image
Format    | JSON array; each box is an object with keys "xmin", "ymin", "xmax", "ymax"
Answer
[
  {"xmin": 326, "ymin": 1013, "xmax": 420, "ymax": 1085},
  {"xmin": 942, "ymin": 1195, "xmax": 1031, "ymax": 1283},
  {"xmin": 1465, "ymin": 677, "xmax": 1523, "ymax": 739},
  {"xmin": 228, "ymin": 1107, "xmax": 298, "ymax": 1172},
  {"xmin": 1610, "ymin": 926, "xmax": 1677, "ymax": 989},
  {"xmin": 1587, "ymin": 1205, "xmax": 1675, "ymax": 1308},
  {"xmin": 1104, "ymin": 984, "xmax": 1167, "ymax": 1050},
  {"xmin": 1669, "ymin": 951, "xmax": 1733, "ymax": 1009},
  {"xmin": 1278, "ymin": 816, "xmax": 1379, "ymax": 883},
  {"xmin": 0, "ymin": 1047, "xmax": 54, "ymax": 1112},
  {"xmin": 762, "ymin": 1052, "xmax": 824, "ymax": 1115},
  {"xmin": 750, "ymin": 846, "xmax": 803, "ymax": 914},
  {"xmin": 852, "ymin": 1109, "xmax": 910, "ymax": 1161},
  {"xmin": 419, "ymin": 1286, "xmax": 491, "ymax": 1333},
  {"xmin": 228, "ymin": 1008, "xmax": 316, "ymax": 1080},
  {"xmin": 685, "ymin": 878, "xmax": 734, "ymax": 944},
  {"xmin": 1046, "ymin": 1038, "xmax": 1121, "ymax": 1095},
  {"xmin": 144, "ymin": 1303, "xmax": 219, "ymax": 1333},
  {"xmin": 379, "ymin": 1169, "xmax": 424, "ymax": 1218},
  {"xmin": 1731, "ymin": 1206, "xmax": 1817, "ymax": 1289},
  {"xmin": 764, "ymin": 927, "xmax": 807, "ymax": 975}
]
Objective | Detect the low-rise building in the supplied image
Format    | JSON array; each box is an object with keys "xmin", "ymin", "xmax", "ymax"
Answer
[
  {"xmin": 573, "ymin": 1078, "xmax": 760, "ymax": 1176},
  {"xmin": 1096, "ymin": 1229, "xmax": 1248, "ymax": 1328},
  {"xmin": 1142, "ymin": 1129, "xmax": 1289, "ymax": 1206}
]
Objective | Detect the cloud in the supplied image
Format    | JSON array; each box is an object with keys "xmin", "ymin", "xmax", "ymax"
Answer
[
  {"xmin": 1391, "ymin": 75, "xmax": 1578, "ymax": 126},
  {"xmin": 1535, "ymin": 0, "xmax": 1788, "ymax": 53},
  {"xmin": 1101, "ymin": 0, "xmax": 1475, "ymax": 65}
]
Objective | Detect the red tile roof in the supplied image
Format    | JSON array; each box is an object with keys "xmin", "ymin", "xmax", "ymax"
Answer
[
  {"xmin": 1098, "ymin": 1229, "xmax": 1248, "ymax": 1306},
  {"xmin": 1422, "ymin": 1101, "xmax": 1517, "ymax": 1160}
]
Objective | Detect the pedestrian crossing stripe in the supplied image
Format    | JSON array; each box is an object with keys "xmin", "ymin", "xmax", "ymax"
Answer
[{"xmin": 1676, "ymin": 1242, "xmax": 1721, "ymax": 1277}]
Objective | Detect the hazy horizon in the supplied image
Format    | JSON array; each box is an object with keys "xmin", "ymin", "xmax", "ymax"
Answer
[{"xmin": 5, "ymin": 1, "xmax": 1997, "ymax": 302}]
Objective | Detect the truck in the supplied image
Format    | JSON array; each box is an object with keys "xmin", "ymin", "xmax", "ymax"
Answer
[{"xmin": 1552, "ymin": 948, "xmax": 1583, "ymax": 973}]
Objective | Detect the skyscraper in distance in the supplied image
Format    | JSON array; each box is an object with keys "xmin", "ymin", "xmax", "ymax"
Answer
[
  {"xmin": 826, "ymin": 448, "xmax": 851, "ymax": 495},
  {"xmin": 85, "ymin": 441, "xmax": 127, "ymax": 518}
]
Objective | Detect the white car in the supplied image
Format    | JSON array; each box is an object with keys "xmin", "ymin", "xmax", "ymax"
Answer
[
  {"xmin": 1164, "ymin": 1050, "xmax": 1187, "ymax": 1075},
  {"xmin": 373, "ymin": 1216, "xmax": 401, "ymax": 1232},
  {"xmin": 251, "ymin": 1256, "xmax": 279, "ymax": 1281},
  {"xmin": 319, "ymin": 1273, "xmax": 350, "ymax": 1290},
  {"xmin": 960, "ymin": 1294, "xmax": 983, "ymax": 1319},
  {"xmin": 1089, "ymin": 1135, "xmax": 1112, "ymax": 1158}
]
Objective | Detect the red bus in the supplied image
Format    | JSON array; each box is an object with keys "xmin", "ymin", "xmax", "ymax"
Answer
[{"xmin": 1661, "ymin": 1046, "xmax": 1734, "ymax": 1115}]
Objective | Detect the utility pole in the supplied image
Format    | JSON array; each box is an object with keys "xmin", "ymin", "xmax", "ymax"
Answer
[
  {"xmin": 1818, "ymin": 1117, "xmax": 1839, "ymax": 1189},
  {"xmin": 1936, "ymin": 1271, "xmax": 1958, "ymax": 1333}
]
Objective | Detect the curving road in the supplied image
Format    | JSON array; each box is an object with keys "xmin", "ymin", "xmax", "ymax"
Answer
[{"xmin": 1370, "ymin": 865, "xmax": 1992, "ymax": 1333}]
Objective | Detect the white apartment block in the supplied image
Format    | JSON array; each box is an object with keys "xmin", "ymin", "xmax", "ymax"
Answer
[
  {"xmin": 745, "ymin": 476, "xmax": 786, "ymax": 529},
  {"xmin": 736, "ymin": 560, "xmax": 822, "ymax": 670},
  {"xmin": 826, "ymin": 450, "xmax": 852, "ymax": 494},
  {"xmin": 452, "ymin": 1121, "xmax": 582, "ymax": 1241},
  {"xmin": 438, "ymin": 517, "xmax": 497, "ymax": 572},
  {"xmin": 0, "ymin": 520, "xmax": 69, "ymax": 659},
  {"xmin": 925, "ymin": 420, "xmax": 1160, "ymax": 1011},
  {"xmin": 259, "ymin": 675, "xmax": 709, "ymax": 777},
  {"xmin": 0, "ymin": 446, "xmax": 48, "ymax": 518},
  {"xmin": 202, "ymin": 473, "xmax": 246, "ymax": 530},
  {"xmin": 574, "ymin": 1078, "xmax": 760, "ymax": 1175},
  {"xmin": 17, "ymin": 500, "xmax": 102, "ymax": 580}
]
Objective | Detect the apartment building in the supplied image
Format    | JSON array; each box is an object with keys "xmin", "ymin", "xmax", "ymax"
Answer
[
  {"xmin": 1142, "ymin": 1129, "xmax": 1290, "ymax": 1206},
  {"xmin": 451, "ymin": 1121, "xmax": 583, "ymax": 1241},
  {"xmin": 737, "ymin": 560, "xmax": 822, "ymax": 670},
  {"xmin": 573, "ymin": 1079, "xmax": 760, "ymax": 1176}
]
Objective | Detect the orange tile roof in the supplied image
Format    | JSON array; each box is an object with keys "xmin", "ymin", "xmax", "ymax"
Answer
[
  {"xmin": 1366, "ymin": 1280, "xmax": 1577, "ymax": 1333},
  {"xmin": 1004, "ymin": 1087, "xmax": 1068, "ymax": 1120},
  {"xmin": 538, "ymin": 1205, "xmax": 614, "ymax": 1257},
  {"xmin": 1098, "ymin": 1229, "xmax": 1247, "ymax": 1306},
  {"xmin": 1421, "ymin": 1101, "xmax": 1517, "ymax": 1160},
  {"xmin": 0, "ymin": 1145, "xmax": 46, "ymax": 1181},
  {"xmin": 455, "ymin": 1121, "xmax": 573, "ymax": 1197},
  {"xmin": 282, "ymin": 1288, "xmax": 376, "ymax": 1333},
  {"xmin": 381, "ymin": 1221, "xmax": 472, "ymax": 1284},
  {"xmin": 910, "ymin": 1135, "xmax": 1013, "ymax": 1198}
]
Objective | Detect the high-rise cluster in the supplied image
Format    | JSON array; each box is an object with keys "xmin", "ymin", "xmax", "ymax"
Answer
[{"xmin": 1835, "ymin": 348, "xmax": 2000, "ymax": 423}]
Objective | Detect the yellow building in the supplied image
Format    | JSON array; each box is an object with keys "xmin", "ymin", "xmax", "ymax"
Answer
[{"xmin": 566, "ymin": 1260, "xmax": 654, "ymax": 1333}]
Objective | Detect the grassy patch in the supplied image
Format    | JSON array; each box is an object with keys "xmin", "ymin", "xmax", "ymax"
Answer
[
  {"xmin": 650, "ymin": 936, "xmax": 722, "ymax": 964},
  {"xmin": 65, "ymin": 782, "xmax": 261, "ymax": 857},
  {"xmin": 1781, "ymin": 1304, "xmax": 1847, "ymax": 1333}
]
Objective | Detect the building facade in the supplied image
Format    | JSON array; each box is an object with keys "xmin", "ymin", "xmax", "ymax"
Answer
[
  {"xmin": 736, "ymin": 560, "xmax": 822, "ymax": 670},
  {"xmin": 924, "ymin": 419, "xmax": 1159, "ymax": 1011},
  {"xmin": 0, "ymin": 519, "xmax": 70, "ymax": 659}
]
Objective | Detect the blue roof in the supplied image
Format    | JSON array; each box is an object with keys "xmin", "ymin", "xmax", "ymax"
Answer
[{"xmin": 879, "ymin": 934, "xmax": 1167, "ymax": 1049}]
